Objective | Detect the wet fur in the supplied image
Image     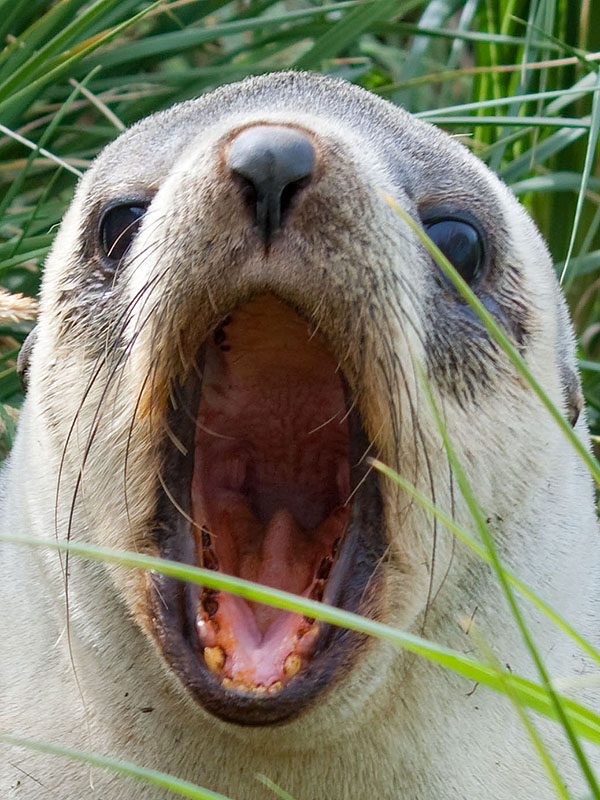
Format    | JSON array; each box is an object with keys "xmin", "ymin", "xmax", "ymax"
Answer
[{"xmin": 1, "ymin": 72, "xmax": 599, "ymax": 799}]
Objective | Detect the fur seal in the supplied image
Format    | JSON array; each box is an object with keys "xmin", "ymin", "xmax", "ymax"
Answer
[{"xmin": 1, "ymin": 71, "xmax": 598, "ymax": 799}]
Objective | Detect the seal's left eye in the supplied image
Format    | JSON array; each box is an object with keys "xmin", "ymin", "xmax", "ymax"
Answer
[
  {"xmin": 424, "ymin": 218, "xmax": 484, "ymax": 285},
  {"xmin": 100, "ymin": 204, "xmax": 147, "ymax": 262}
]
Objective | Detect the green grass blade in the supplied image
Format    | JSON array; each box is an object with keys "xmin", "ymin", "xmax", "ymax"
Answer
[
  {"xmin": 472, "ymin": 625, "xmax": 571, "ymax": 799},
  {"xmin": 559, "ymin": 70, "xmax": 600, "ymax": 283},
  {"xmin": 416, "ymin": 86, "xmax": 600, "ymax": 118},
  {"xmin": 372, "ymin": 459, "xmax": 600, "ymax": 667},
  {"xmin": 255, "ymin": 774, "xmax": 297, "ymax": 800},
  {"xmin": 429, "ymin": 115, "xmax": 590, "ymax": 128},
  {"xmin": 500, "ymin": 124, "xmax": 588, "ymax": 182},
  {"xmin": 0, "ymin": 0, "xmax": 125, "ymax": 96},
  {"xmin": 510, "ymin": 173, "xmax": 600, "ymax": 195},
  {"xmin": 293, "ymin": 0, "xmax": 401, "ymax": 70},
  {"xmin": 2, "ymin": 531, "xmax": 600, "ymax": 747},
  {"xmin": 0, "ymin": 734, "xmax": 233, "ymax": 799},
  {"xmin": 0, "ymin": 0, "xmax": 96, "ymax": 78},
  {"xmin": 0, "ymin": 1, "xmax": 162, "ymax": 118},
  {"xmin": 82, "ymin": 2, "xmax": 367, "ymax": 71}
]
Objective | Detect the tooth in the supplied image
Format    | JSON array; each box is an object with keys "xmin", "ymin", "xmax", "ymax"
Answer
[
  {"xmin": 222, "ymin": 678, "xmax": 235, "ymax": 690},
  {"xmin": 196, "ymin": 618, "xmax": 217, "ymax": 647},
  {"xmin": 204, "ymin": 646, "xmax": 225, "ymax": 673},
  {"xmin": 201, "ymin": 588, "xmax": 219, "ymax": 618},
  {"xmin": 310, "ymin": 580, "xmax": 324, "ymax": 601},
  {"xmin": 253, "ymin": 686, "xmax": 267, "ymax": 696},
  {"xmin": 202, "ymin": 547, "xmax": 219, "ymax": 571},
  {"xmin": 213, "ymin": 327, "xmax": 226, "ymax": 346},
  {"xmin": 297, "ymin": 622, "xmax": 320, "ymax": 656},
  {"xmin": 268, "ymin": 681, "xmax": 283, "ymax": 694},
  {"xmin": 316, "ymin": 556, "xmax": 332, "ymax": 580},
  {"xmin": 284, "ymin": 654, "xmax": 301, "ymax": 678},
  {"xmin": 201, "ymin": 527, "xmax": 211, "ymax": 548}
]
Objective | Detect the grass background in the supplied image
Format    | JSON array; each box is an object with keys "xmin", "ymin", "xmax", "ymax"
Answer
[{"xmin": 0, "ymin": 1, "xmax": 599, "ymax": 797}]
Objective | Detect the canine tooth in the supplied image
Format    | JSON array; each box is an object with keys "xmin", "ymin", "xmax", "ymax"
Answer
[
  {"xmin": 201, "ymin": 588, "xmax": 219, "ymax": 618},
  {"xmin": 213, "ymin": 327, "xmax": 226, "ymax": 346},
  {"xmin": 310, "ymin": 580, "xmax": 324, "ymax": 601},
  {"xmin": 204, "ymin": 646, "xmax": 225, "ymax": 673},
  {"xmin": 201, "ymin": 527, "xmax": 211, "ymax": 548},
  {"xmin": 202, "ymin": 548, "xmax": 219, "ymax": 571},
  {"xmin": 316, "ymin": 556, "xmax": 332, "ymax": 580},
  {"xmin": 284, "ymin": 654, "xmax": 301, "ymax": 678}
]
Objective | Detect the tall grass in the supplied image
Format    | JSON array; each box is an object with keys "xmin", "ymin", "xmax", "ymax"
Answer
[{"xmin": 1, "ymin": 1, "xmax": 599, "ymax": 798}]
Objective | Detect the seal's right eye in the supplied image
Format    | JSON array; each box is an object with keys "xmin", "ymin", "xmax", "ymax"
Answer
[{"xmin": 99, "ymin": 204, "xmax": 147, "ymax": 262}]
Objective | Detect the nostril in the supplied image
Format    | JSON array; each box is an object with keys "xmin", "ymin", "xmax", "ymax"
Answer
[
  {"xmin": 227, "ymin": 125, "xmax": 315, "ymax": 241},
  {"xmin": 280, "ymin": 176, "xmax": 311, "ymax": 220}
]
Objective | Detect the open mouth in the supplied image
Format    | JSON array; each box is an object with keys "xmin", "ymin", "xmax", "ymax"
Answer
[{"xmin": 149, "ymin": 294, "xmax": 385, "ymax": 725}]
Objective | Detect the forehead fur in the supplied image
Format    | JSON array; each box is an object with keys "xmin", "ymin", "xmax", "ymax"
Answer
[{"xmin": 88, "ymin": 71, "xmax": 491, "ymax": 209}]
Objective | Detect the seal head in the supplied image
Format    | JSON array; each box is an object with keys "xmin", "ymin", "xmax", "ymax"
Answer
[{"xmin": 12, "ymin": 71, "xmax": 596, "ymax": 758}]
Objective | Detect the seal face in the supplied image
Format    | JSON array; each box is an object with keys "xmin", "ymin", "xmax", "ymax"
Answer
[
  {"xmin": 17, "ymin": 75, "xmax": 566, "ymax": 720},
  {"xmin": 3, "ymin": 71, "xmax": 598, "ymax": 798}
]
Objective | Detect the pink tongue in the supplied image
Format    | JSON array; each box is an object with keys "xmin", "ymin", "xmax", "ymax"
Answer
[
  {"xmin": 195, "ymin": 504, "xmax": 349, "ymax": 687},
  {"xmin": 210, "ymin": 596, "xmax": 314, "ymax": 687},
  {"xmin": 243, "ymin": 509, "xmax": 311, "ymax": 632}
]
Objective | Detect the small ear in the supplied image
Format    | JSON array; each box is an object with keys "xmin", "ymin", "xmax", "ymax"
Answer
[
  {"xmin": 559, "ymin": 360, "xmax": 584, "ymax": 427},
  {"xmin": 16, "ymin": 327, "xmax": 37, "ymax": 392},
  {"xmin": 553, "ymin": 293, "xmax": 584, "ymax": 428}
]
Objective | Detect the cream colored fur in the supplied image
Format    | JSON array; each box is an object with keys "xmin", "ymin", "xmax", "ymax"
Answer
[{"xmin": 1, "ymin": 72, "xmax": 599, "ymax": 799}]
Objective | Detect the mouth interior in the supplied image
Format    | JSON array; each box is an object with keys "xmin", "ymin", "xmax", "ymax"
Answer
[{"xmin": 191, "ymin": 294, "xmax": 352, "ymax": 693}]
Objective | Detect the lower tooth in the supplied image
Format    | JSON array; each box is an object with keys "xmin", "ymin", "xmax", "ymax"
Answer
[
  {"xmin": 284, "ymin": 654, "xmax": 302, "ymax": 678},
  {"xmin": 201, "ymin": 527, "xmax": 211, "ymax": 548},
  {"xmin": 316, "ymin": 556, "xmax": 332, "ymax": 580},
  {"xmin": 268, "ymin": 681, "xmax": 283, "ymax": 695},
  {"xmin": 202, "ymin": 548, "xmax": 219, "ymax": 570},
  {"xmin": 201, "ymin": 589, "xmax": 219, "ymax": 618},
  {"xmin": 204, "ymin": 646, "xmax": 225, "ymax": 673},
  {"xmin": 311, "ymin": 580, "xmax": 324, "ymax": 601},
  {"xmin": 196, "ymin": 618, "xmax": 217, "ymax": 647}
]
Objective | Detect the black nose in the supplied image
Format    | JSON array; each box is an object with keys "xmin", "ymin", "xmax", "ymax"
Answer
[{"xmin": 227, "ymin": 125, "xmax": 315, "ymax": 242}]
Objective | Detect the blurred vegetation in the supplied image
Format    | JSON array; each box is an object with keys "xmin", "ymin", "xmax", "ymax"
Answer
[{"xmin": 0, "ymin": 0, "xmax": 599, "ymax": 456}]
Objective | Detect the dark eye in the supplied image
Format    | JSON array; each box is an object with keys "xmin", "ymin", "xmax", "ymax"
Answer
[
  {"xmin": 424, "ymin": 218, "xmax": 484, "ymax": 285},
  {"xmin": 99, "ymin": 204, "xmax": 147, "ymax": 262}
]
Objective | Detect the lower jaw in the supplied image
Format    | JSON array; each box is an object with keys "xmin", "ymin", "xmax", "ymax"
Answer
[{"xmin": 149, "ymin": 427, "xmax": 384, "ymax": 726}]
